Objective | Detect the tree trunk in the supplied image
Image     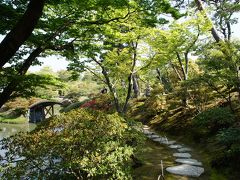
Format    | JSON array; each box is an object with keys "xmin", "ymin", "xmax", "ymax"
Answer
[
  {"xmin": 0, "ymin": 82, "xmax": 16, "ymax": 108},
  {"xmin": 101, "ymin": 68, "xmax": 121, "ymax": 113},
  {"xmin": 132, "ymin": 73, "xmax": 140, "ymax": 98},
  {"xmin": 122, "ymin": 41, "xmax": 138, "ymax": 113},
  {"xmin": 176, "ymin": 52, "xmax": 189, "ymax": 107},
  {"xmin": 0, "ymin": 0, "xmax": 45, "ymax": 68},
  {"xmin": 145, "ymin": 83, "xmax": 151, "ymax": 97},
  {"xmin": 156, "ymin": 68, "xmax": 163, "ymax": 83},
  {"xmin": 122, "ymin": 75, "xmax": 133, "ymax": 113},
  {"xmin": 194, "ymin": 0, "xmax": 222, "ymax": 42},
  {"xmin": 0, "ymin": 47, "xmax": 43, "ymax": 108}
]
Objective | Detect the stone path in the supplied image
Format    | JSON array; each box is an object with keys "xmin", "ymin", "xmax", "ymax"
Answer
[{"xmin": 142, "ymin": 125, "xmax": 204, "ymax": 178}]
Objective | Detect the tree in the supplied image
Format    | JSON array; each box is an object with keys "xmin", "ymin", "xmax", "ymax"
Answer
[
  {"xmin": 195, "ymin": 40, "xmax": 240, "ymax": 109},
  {"xmin": 194, "ymin": 0, "xmax": 240, "ymax": 42},
  {"xmin": 64, "ymin": 0, "xmax": 181, "ymax": 113},
  {"xmin": 0, "ymin": 0, "xmax": 145, "ymax": 107},
  {"xmin": 0, "ymin": 0, "xmax": 45, "ymax": 68},
  {"xmin": 146, "ymin": 12, "xmax": 211, "ymax": 106}
]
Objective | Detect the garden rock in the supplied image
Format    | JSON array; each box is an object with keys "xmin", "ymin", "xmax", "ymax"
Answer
[
  {"xmin": 173, "ymin": 153, "xmax": 191, "ymax": 158},
  {"xmin": 166, "ymin": 164, "xmax": 204, "ymax": 177},
  {"xmin": 177, "ymin": 148, "xmax": 192, "ymax": 152},
  {"xmin": 175, "ymin": 158, "xmax": 202, "ymax": 166},
  {"xmin": 169, "ymin": 144, "xmax": 182, "ymax": 149}
]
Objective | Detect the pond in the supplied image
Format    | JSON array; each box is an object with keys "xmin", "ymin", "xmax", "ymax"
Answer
[
  {"xmin": 0, "ymin": 123, "xmax": 36, "ymax": 157},
  {"xmin": 0, "ymin": 123, "xmax": 36, "ymax": 140}
]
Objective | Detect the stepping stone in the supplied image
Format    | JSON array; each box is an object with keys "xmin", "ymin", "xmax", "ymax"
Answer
[
  {"xmin": 177, "ymin": 148, "xmax": 192, "ymax": 152},
  {"xmin": 149, "ymin": 134, "xmax": 160, "ymax": 138},
  {"xmin": 143, "ymin": 130, "xmax": 154, "ymax": 135},
  {"xmin": 143, "ymin": 125, "xmax": 150, "ymax": 130},
  {"xmin": 146, "ymin": 133, "xmax": 156, "ymax": 138},
  {"xmin": 169, "ymin": 144, "xmax": 182, "ymax": 149},
  {"xmin": 175, "ymin": 158, "xmax": 202, "ymax": 166},
  {"xmin": 173, "ymin": 153, "xmax": 192, "ymax": 158},
  {"xmin": 161, "ymin": 140, "xmax": 176, "ymax": 145},
  {"xmin": 166, "ymin": 164, "xmax": 204, "ymax": 177},
  {"xmin": 152, "ymin": 137, "xmax": 165, "ymax": 142}
]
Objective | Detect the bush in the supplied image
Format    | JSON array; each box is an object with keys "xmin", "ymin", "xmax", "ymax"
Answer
[
  {"xmin": 92, "ymin": 94, "xmax": 114, "ymax": 112},
  {"xmin": 60, "ymin": 99, "xmax": 89, "ymax": 112},
  {"xmin": 0, "ymin": 109, "xmax": 144, "ymax": 179},
  {"xmin": 144, "ymin": 85, "xmax": 166, "ymax": 116},
  {"xmin": 212, "ymin": 128, "xmax": 240, "ymax": 168},
  {"xmin": 193, "ymin": 107, "xmax": 235, "ymax": 133}
]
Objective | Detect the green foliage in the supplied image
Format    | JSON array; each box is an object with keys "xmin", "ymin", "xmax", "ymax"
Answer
[
  {"xmin": 92, "ymin": 93, "xmax": 115, "ymax": 112},
  {"xmin": 1, "ymin": 97, "xmax": 42, "ymax": 118},
  {"xmin": 211, "ymin": 127, "xmax": 240, "ymax": 168},
  {"xmin": 217, "ymin": 128, "xmax": 240, "ymax": 147},
  {"xmin": 0, "ymin": 116, "xmax": 27, "ymax": 124},
  {"xmin": 0, "ymin": 69, "xmax": 64, "ymax": 100},
  {"xmin": 144, "ymin": 84, "xmax": 166, "ymax": 115},
  {"xmin": 196, "ymin": 41, "xmax": 240, "ymax": 103},
  {"xmin": 60, "ymin": 99, "xmax": 89, "ymax": 112},
  {"xmin": 193, "ymin": 107, "xmax": 235, "ymax": 133},
  {"xmin": 0, "ymin": 109, "xmax": 144, "ymax": 179}
]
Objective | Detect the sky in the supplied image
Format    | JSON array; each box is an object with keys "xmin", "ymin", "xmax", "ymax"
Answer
[
  {"xmin": 0, "ymin": 13, "xmax": 239, "ymax": 73},
  {"xmin": 29, "ymin": 56, "xmax": 69, "ymax": 72}
]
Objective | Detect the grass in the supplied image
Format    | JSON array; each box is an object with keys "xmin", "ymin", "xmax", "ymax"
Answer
[{"xmin": 0, "ymin": 116, "xmax": 28, "ymax": 124}]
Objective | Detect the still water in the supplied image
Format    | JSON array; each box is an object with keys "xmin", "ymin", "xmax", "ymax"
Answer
[
  {"xmin": 0, "ymin": 123, "xmax": 36, "ymax": 140},
  {"xmin": 0, "ymin": 123, "xmax": 36, "ymax": 158}
]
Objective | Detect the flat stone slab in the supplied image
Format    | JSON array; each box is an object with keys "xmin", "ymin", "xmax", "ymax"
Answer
[
  {"xmin": 143, "ymin": 130, "xmax": 154, "ymax": 135},
  {"xmin": 143, "ymin": 125, "xmax": 150, "ymax": 130},
  {"xmin": 166, "ymin": 164, "xmax": 204, "ymax": 177},
  {"xmin": 149, "ymin": 134, "xmax": 160, "ymax": 139},
  {"xmin": 175, "ymin": 158, "xmax": 202, "ymax": 166},
  {"xmin": 173, "ymin": 153, "xmax": 192, "ymax": 158},
  {"xmin": 169, "ymin": 144, "xmax": 183, "ymax": 149},
  {"xmin": 178, "ymin": 148, "xmax": 192, "ymax": 152},
  {"xmin": 152, "ymin": 137, "xmax": 165, "ymax": 142},
  {"xmin": 161, "ymin": 140, "xmax": 176, "ymax": 145}
]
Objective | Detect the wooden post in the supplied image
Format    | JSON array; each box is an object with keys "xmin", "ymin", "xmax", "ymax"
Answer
[{"xmin": 52, "ymin": 105, "xmax": 54, "ymax": 116}]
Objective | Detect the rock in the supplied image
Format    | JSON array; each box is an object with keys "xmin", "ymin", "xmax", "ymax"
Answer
[
  {"xmin": 175, "ymin": 158, "xmax": 202, "ymax": 166},
  {"xmin": 173, "ymin": 153, "xmax": 192, "ymax": 158},
  {"xmin": 143, "ymin": 130, "xmax": 154, "ymax": 135},
  {"xmin": 143, "ymin": 125, "xmax": 150, "ymax": 130},
  {"xmin": 169, "ymin": 144, "xmax": 183, "ymax": 149},
  {"xmin": 177, "ymin": 148, "xmax": 192, "ymax": 152},
  {"xmin": 161, "ymin": 140, "xmax": 176, "ymax": 145},
  {"xmin": 152, "ymin": 137, "xmax": 165, "ymax": 142},
  {"xmin": 166, "ymin": 164, "xmax": 204, "ymax": 177},
  {"xmin": 61, "ymin": 99, "xmax": 72, "ymax": 107},
  {"xmin": 149, "ymin": 134, "xmax": 160, "ymax": 139}
]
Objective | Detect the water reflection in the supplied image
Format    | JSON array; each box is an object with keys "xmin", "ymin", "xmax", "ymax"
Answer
[
  {"xmin": 0, "ymin": 123, "xmax": 36, "ymax": 158},
  {"xmin": 0, "ymin": 123, "xmax": 36, "ymax": 140}
]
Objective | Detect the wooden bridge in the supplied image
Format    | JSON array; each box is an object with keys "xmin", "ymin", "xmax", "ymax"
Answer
[{"xmin": 29, "ymin": 100, "xmax": 63, "ymax": 123}]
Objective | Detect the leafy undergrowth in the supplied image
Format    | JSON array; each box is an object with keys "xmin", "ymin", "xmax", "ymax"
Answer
[
  {"xmin": 0, "ymin": 109, "xmax": 145, "ymax": 179},
  {"xmin": 62, "ymin": 93, "xmax": 115, "ymax": 113}
]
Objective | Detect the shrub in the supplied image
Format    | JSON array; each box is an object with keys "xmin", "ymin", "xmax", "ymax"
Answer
[
  {"xmin": 212, "ymin": 127, "xmax": 240, "ymax": 168},
  {"xmin": 3, "ymin": 97, "xmax": 43, "ymax": 118},
  {"xmin": 144, "ymin": 84, "xmax": 166, "ymax": 116},
  {"xmin": 0, "ymin": 109, "xmax": 144, "ymax": 179},
  {"xmin": 92, "ymin": 94, "xmax": 114, "ymax": 112},
  {"xmin": 193, "ymin": 107, "xmax": 235, "ymax": 133},
  {"xmin": 60, "ymin": 99, "xmax": 89, "ymax": 112}
]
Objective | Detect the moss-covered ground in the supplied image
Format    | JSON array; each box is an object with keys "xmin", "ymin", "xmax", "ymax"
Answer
[{"xmin": 129, "ymin": 98, "xmax": 235, "ymax": 180}]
